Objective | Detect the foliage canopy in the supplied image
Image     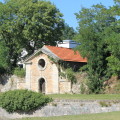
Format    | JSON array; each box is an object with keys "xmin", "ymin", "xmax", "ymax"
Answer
[
  {"xmin": 75, "ymin": 3, "xmax": 120, "ymax": 93},
  {"xmin": 0, "ymin": 0, "xmax": 64, "ymax": 73}
]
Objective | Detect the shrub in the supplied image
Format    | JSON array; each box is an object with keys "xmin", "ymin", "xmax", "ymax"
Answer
[
  {"xmin": 99, "ymin": 101, "xmax": 111, "ymax": 107},
  {"xmin": 66, "ymin": 68, "xmax": 77, "ymax": 84},
  {"xmin": 80, "ymin": 83, "xmax": 86, "ymax": 94},
  {"xmin": 59, "ymin": 68, "xmax": 77, "ymax": 84},
  {"xmin": 114, "ymin": 82, "xmax": 120, "ymax": 93},
  {"xmin": 0, "ymin": 89, "xmax": 52, "ymax": 113},
  {"xmin": 13, "ymin": 67, "xmax": 25, "ymax": 78},
  {"xmin": 59, "ymin": 72, "xmax": 66, "ymax": 78}
]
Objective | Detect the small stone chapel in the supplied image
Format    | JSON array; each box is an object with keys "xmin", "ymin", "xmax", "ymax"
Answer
[{"xmin": 17, "ymin": 40, "xmax": 87, "ymax": 94}]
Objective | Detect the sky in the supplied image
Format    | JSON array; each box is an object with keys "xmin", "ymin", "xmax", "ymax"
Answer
[
  {"xmin": 0, "ymin": 0, "xmax": 115, "ymax": 29},
  {"xmin": 48, "ymin": 0, "xmax": 115, "ymax": 29}
]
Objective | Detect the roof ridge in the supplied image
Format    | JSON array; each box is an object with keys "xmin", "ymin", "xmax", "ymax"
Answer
[{"xmin": 44, "ymin": 45, "xmax": 74, "ymax": 50}]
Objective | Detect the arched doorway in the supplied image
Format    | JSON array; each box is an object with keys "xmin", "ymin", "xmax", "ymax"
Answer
[{"xmin": 39, "ymin": 78, "xmax": 45, "ymax": 94}]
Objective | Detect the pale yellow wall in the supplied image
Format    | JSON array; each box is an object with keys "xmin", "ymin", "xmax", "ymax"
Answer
[
  {"xmin": 59, "ymin": 81, "xmax": 71, "ymax": 94},
  {"xmin": 25, "ymin": 53, "xmax": 59, "ymax": 94}
]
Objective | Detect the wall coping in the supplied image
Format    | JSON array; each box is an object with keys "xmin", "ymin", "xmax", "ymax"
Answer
[{"xmin": 53, "ymin": 99, "xmax": 120, "ymax": 103}]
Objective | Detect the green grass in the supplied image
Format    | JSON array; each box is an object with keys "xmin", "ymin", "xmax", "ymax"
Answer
[
  {"xmin": 18, "ymin": 111, "xmax": 120, "ymax": 120},
  {"xmin": 47, "ymin": 94, "xmax": 120, "ymax": 100}
]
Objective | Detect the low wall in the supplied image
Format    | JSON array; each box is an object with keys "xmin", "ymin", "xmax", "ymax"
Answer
[
  {"xmin": 0, "ymin": 75, "xmax": 25, "ymax": 92},
  {"xmin": 0, "ymin": 100, "xmax": 120, "ymax": 119}
]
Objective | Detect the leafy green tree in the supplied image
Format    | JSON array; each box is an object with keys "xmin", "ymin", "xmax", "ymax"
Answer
[
  {"xmin": 104, "ymin": 28, "xmax": 120, "ymax": 77},
  {"xmin": 103, "ymin": 0, "xmax": 120, "ymax": 77},
  {"xmin": 0, "ymin": 0, "xmax": 64, "ymax": 73},
  {"xmin": 75, "ymin": 4, "xmax": 116, "ymax": 93},
  {"xmin": 0, "ymin": 37, "xmax": 10, "ymax": 74},
  {"xmin": 61, "ymin": 23, "xmax": 77, "ymax": 40}
]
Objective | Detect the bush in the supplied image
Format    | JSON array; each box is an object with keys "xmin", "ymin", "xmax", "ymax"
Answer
[
  {"xmin": 66, "ymin": 68, "xmax": 77, "ymax": 84},
  {"xmin": 99, "ymin": 101, "xmax": 111, "ymax": 107},
  {"xmin": 0, "ymin": 89, "xmax": 52, "ymax": 113},
  {"xmin": 13, "ymin": 67, "xmax": 25, "ymax": 78},
  {"xmin": 80, "ymin": 83, "xmax": 86, "ymax": 94}
]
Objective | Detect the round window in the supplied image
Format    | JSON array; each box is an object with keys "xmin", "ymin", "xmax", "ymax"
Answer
[{"xmin": 38, "ymin": 59, "xmax": 45, "ymax": 69}]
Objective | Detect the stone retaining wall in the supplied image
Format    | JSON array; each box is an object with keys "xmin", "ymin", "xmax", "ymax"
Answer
[
  {"xmin": 0, "ymin": 75, "xmax": 24, "ymax": 92},
  {"xmin": 0, "ymin": 100, "xmax": 120, "ymax": 119}
]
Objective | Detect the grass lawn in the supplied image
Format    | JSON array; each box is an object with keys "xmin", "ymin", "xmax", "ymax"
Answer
[
  {"xmin": 47, "ymin": 94, "xmax": 120, "ymax": 100},
  {"xmin": 18, "ymin": 111, "xmax": 120, "ymax": 120}
]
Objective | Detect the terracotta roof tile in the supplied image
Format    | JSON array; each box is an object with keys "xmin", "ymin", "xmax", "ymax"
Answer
[{"xmin": 45, "ymin": 45, "xmax": 87, "ymax": 62}]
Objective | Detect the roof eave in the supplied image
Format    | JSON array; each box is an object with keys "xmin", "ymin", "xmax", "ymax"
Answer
[{"xmin": 24, "ymin": 45, "xmax": 61, "ymax": 63}]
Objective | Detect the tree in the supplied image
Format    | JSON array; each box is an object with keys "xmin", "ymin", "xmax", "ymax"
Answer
[
  {"xmin": 104, "ymin": 28, "xmax": 120, "ymax": 77},
  {"xmin": 104, "ymin": 0, "xmax": 120, "ymax": 77},
  {"xmin": 61, "ymin": 23, "xmax": 77, "ymax": 40},
  {"xmin": 75, "ymin": 4, "xmax": 116, "ymax": 93},
  {"xmin": 0, "ymin": 40, "xmax": 9, "ymax": 74},
  {"xmin": 0, "ymin": 0, "xmax": 64, "ymax": 73}
]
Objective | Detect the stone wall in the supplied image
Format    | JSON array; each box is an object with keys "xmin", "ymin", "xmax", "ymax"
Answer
[
  {"xmin": 0, "ymin": 75, "xmax": 24, "ymax": 92},
  {"xmin": 1, "ymin": 100, "xmax": 120, "ymax": 119},
  {"xmin": 59, "ymin": 81, "xmax": 71, "ymax": 93}
]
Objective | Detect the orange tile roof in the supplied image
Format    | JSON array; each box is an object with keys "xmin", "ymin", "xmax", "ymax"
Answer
[{"xmin": 45, "ymin": 45, "xmax": 87, "ymax": 62}]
